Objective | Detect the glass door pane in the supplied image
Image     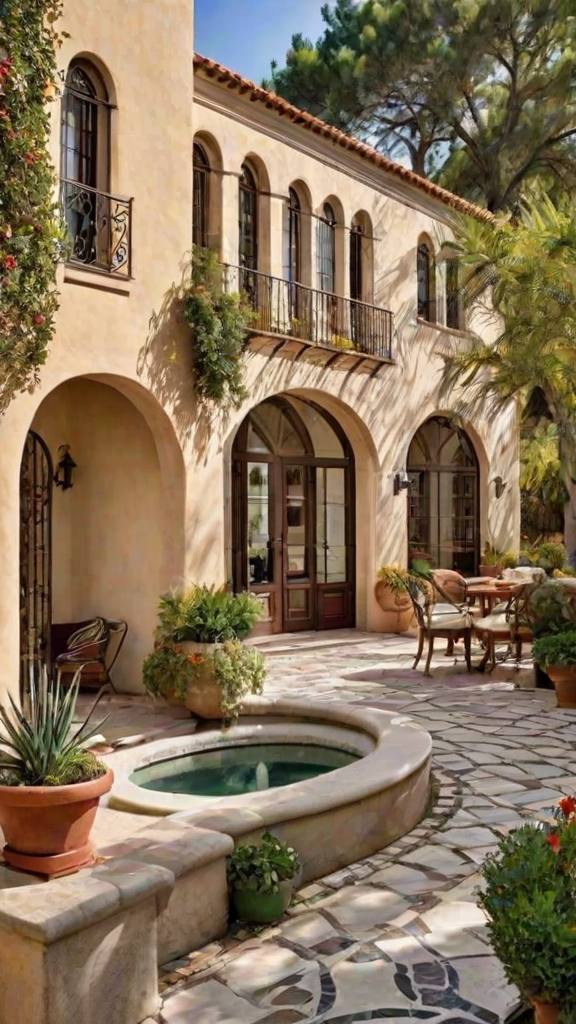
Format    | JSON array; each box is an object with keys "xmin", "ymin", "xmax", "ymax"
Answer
[
  {"xmin": 247, "ymin": 462, "xmax": 272, "ymax": 585},
  {"xmin": 285, "ymin": 465, "xmax": 307, "ymax": 578},
  {"xmin": 316, "ymin": 468, "xmax": 347, "ymax": 583}
]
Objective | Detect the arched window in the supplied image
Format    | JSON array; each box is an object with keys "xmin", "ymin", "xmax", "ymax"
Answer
[
  {"xmin": 446, "ymin": 259, "xmax": 462, "ymax": 330},
  {"xmin": 284, "ymin": 187, "xmax": 301, "ymax": 285},
  {"xmin": 417, "ymin": 241, "xmax": 435, "ymax": 322},
  {"xmin": 60, "ymin": 61, "xmax": 110, "ymax": 189},
  {"xmin": 350, "ymin": 221, "xmax": 363, "ymax": 302},
  {"xmin": 407, "ymin": 416, "xmax": 479, "ymax": 573},
  {"xmin": 239, "ymin": 164, "xmax": 258, "ymax": 271},
  {"xmin": 317, "ymin": 203, "xmax": 336, "ymax": 293},
  {"xmin": 193, "ymin": 143, "xmax": 210, "ymax": 249}
]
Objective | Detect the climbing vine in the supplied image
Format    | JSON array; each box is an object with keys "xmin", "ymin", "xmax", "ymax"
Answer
[
  {"xmin": 0, "ymin": 0, "xmax": 63, "ymax": 412},
  {"xmin": 183, "ymin": 246, "xmax": 253, "ymax": 409}
]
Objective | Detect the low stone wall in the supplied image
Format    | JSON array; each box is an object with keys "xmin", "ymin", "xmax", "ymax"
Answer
[{"xmin": 0, "ymin": 701, "xmax": 431, "ymax": 1024}]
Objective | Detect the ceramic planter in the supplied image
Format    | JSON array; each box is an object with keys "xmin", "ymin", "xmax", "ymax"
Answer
[
  {"xmin": 531, "ymin": 998, "xmax": 560, "ymax": 1024},
  {"xmin": 374, "ymin": 580, "xmax": 413, "ymax": 633},
  {"xmin": 180, "ymin": 641, "xmax": 224, "ymax": 718},
  {"xmin": 0, "ymin": 768, "xmax": 113, "ymax": 878},
  {"xmin": 546, "ymin": 664, "xmax": 576, "ymax": 709},
  {"xmin": 231, "ymin": 878, "xmax": 293, "ymax": 923},
  {"xmin": 479, "ymin": 564, "xmax": 502, "ymax": 578}
]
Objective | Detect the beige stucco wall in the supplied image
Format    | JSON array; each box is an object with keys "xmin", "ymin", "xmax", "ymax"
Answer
[{"xmin": 0, "ymin": 2, "xmax": 519, "ymax": 698}]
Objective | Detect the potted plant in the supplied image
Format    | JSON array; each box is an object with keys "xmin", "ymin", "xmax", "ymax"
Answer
[
  {"xmin": 536, "ymin": 541, "xmax": 568, "ymax": 576},
  {"xmin": 532, "ymin": 631, "xmax": 576, "ymax": 708},
  {"xmin": 227, "ymin": 831, "xmax": 302, "ymax": 924},
  {"xmin": 143, "ymin": 585, "xmax": 265, "ymax": 720},
  {"xmin": 478, "ymin": 798, "xmax": 576, "ymax": 1024},
  {"xmin": 0, "ymin": 668, "xmax": 112, "ymax": 877},
  {"xmin": 479, "ymin": 543, "xmax": 504, "ymax": 577},
  {"xmin": 375, "ymin": 564, "xmax": 430, "ymax": 633}
]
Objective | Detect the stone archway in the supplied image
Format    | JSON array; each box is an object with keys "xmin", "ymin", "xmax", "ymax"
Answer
[{"xmin": 26, "ymin": 375, "xmax": 185, "ymax": 692}]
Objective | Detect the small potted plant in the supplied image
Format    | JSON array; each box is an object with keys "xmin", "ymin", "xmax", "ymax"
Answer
[
  {"xmin": 227, "ymin": 831, "xmax": 302, "ymax": 924},
  {"xmin": 479, "ymin": 543, "xmax": 504, "ymax": 577},
  {"xmin": 532, "ymin": 631, "xmax": 576, "ymax": 708},
  {"xmin": 143, "ymin": 585, "xmax": 265, "ymax": 720},
  {"xmin": 478, "ymin": 800, "xmax": 576, "ymax": 1024},
  {"xmin": 0, "ymin": 668, "xmax": 112, "ymax": 877}
]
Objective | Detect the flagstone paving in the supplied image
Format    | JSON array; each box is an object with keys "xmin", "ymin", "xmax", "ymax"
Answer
[{"xmin": 156, "ymin": 633, "xmax": 574, "ymax": 1024}]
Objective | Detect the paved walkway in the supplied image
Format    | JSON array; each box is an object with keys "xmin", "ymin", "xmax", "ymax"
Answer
[{"xmin": 157, "ymin": 634, "xmax": 576, "ymax": 1024}]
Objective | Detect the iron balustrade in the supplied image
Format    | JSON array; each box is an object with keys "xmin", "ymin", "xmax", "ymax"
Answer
[
  {"xmin": 223, "ymin": 264, "xmax": 393, "ymax": 359},
  {"xmin": 60, "ymin": 179, "xmax": 133, "ymax": 277}
]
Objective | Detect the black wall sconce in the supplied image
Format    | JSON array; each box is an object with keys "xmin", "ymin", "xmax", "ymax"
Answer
[
  {"xmin": 54, "ymin": 445, "xmax": 77, "ymax": 490},
  {"xmin": 492, "ymin": 475, "xmax": 507, "ymax": 499},
  {"xmin": 393, "ymin": 471, "xmax": 411, "ymax": 496}
]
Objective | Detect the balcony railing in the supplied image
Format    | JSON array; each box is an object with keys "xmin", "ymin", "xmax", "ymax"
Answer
[
  {"xmin": 60, "ymin": 179, "xmax": 133, "ymax": 278},
  {"xmin": 223, "ymin": 264, "xmax": 393, "ymax": 360}
]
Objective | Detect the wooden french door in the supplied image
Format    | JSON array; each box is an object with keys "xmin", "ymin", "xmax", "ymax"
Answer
[{"xmin": 232, "ymin": 398, "xmax": 355, "ymax": 635}]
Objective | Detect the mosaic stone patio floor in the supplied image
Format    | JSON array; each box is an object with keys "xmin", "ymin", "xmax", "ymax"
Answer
[{"xmin": 153, "ymin": 632, "xmax": 575, "ymax": 1024}]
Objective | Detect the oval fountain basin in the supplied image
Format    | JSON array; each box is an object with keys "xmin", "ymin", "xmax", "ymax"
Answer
[{"xmin": 131, "ymin": 742, "xmax": 359, "ymax": 798}]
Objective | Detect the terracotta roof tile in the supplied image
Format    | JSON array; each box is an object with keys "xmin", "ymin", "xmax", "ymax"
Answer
[{"xmin": 193, "ymin": 53, "xmax": 492, "ymax": 223}]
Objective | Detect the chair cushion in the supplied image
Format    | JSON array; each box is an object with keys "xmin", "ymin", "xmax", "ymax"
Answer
[
  {"xmin": 474, "ymin": 613, "xmax": 510, "ymax": 635},
  {"xmin": 429, "ymin": 611, "xmax": 471, "ymax": 630}
]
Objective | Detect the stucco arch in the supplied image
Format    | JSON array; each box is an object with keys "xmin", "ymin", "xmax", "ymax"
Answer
[{"xmin": 24, "ymin": 373, "xmax": 186, "ymax": 693}]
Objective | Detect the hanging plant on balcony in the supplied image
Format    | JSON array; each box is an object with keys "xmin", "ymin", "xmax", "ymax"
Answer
[
  {"xmin": 183, "ymin": 246, "xmax": 253, "ymax": 409},
  {"xmin": 0, "ymin": 0, "xmax": 64, "ymax": 413}
]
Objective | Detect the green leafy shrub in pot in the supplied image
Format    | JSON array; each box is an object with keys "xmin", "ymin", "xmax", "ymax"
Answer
[
  {"xmin": 142, "ymin": 644, "xmax": 194, "ymax": 703},
  {"xmin": 0, "ymin": 668, "xmax": 112, "ymax": 877},
  {"xmin": 478, "ymin": 812, "xmax": 576, "ymax": 1021},
  {"xmin": 533, "ymin": 631, "xmax": 576, "ymax": 669},
  {"xmin": 501, "ymin": 551, "xmax": 518, "ymax": 569},
  {"xmin": 191, "ymin": 640, "xmax": 266, "ymax": 722},
  {"xmin": 227, "ymin": 831, "xmax": 302, "ymax": 923},
  {"xmin": 527, "ymin": 582, "xmax": 576, "ymax": 638},
  {"xmin": 155, "ymin": 585, "xmax": 262, "ymax": 645}
]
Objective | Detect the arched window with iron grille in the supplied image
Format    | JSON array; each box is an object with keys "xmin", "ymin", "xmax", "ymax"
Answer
[
  {"xmin": 193, "ymin": 143, "xmax": 210, "ymax": 249},
  {"xmin": 317, "ymin": 203, "xmax": 336, "ymax": 294}
]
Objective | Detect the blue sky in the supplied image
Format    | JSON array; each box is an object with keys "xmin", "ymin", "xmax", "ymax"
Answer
[{"xmin": 195, "ymin": 0, "xmax": 327, "ymax": 83}]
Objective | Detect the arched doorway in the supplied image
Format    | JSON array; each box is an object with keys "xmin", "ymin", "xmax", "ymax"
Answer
[
  {"xmin": 19, "ymin": 431, "xmax": 53, "ymax": 698},
  {"xmin": 232, "ymin": 397, "xmax": 355, "ymax": 634},
  {"xmin": 407, "ymin": 416, "xmax": 479, "ymax": 573}
]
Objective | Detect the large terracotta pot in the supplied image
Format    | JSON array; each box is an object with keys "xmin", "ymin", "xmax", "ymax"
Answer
[
  {"xmin": 0, "ymin": 769, "xmax": 113, "ymax": 878},
  {"xmin": 546, "ymin": 664, "xmax": 576, "ymax": 709},
  {"xmin": 180, "ymin": 641, "xmax": 224, "ymax": 718},
  {"xmin": 374, "ymin": 581, "xmax": 413, "ymax": 633},
  {"xmin": 532, "ymin": 998, "xmax": 560, "ymax": 1024}
]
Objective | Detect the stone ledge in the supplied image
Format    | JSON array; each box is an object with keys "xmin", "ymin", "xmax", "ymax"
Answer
[
  {"xmin": 100, "ymin": 819, "xmax": 234, "ymax": 878},
  {"xmin": 0, "ymin": 859, "xmax": 173, "ymax": 944}
]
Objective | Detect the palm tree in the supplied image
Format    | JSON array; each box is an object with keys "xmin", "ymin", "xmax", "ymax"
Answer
[{"xmin": 443, "ymin": 193, "xmax": 576, "ymax": 563}]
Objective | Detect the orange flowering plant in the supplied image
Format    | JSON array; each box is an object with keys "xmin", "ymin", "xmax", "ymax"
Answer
[{"xmin": 478, "ymin": 802, "xmax": 576, "ymax": 1019}]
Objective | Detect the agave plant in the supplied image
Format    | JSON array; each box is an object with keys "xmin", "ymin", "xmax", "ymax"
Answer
[{"xmin": 0, "ymin": 667, "xmax": 107, "ymax": 787}]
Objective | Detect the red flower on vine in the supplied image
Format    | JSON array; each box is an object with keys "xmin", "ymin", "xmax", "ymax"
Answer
[
  {"xmin": 25, "ymin": 152, "xmax": 36, "ymax": 165},
  {"xmin": 547, "ymin": 833, "xmax": 561, "ymax": 853},
  {"xmin": 0, "ymin": 60, "xmax": 12, "ymax": 79},
  {"xmin": 33, "ymin": 314, "xmax": 45, "ymax": 325},
  {"xmin": 2, "ymin": 256, "xmax": 17, "ymax": 271},
  {"xmin": 560, "ymin": 796, "xmax": 576, "ymax": 817}
]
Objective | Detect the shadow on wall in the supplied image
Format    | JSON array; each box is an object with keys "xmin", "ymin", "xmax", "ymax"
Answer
[{"xmin": 138, "ymin": 259, "xmax": 233, "ymax": 465}]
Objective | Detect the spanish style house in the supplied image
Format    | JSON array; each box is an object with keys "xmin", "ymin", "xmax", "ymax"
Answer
[{"xmin": 2, "ymin": 0, "xmax": 519, "ymax": 696}]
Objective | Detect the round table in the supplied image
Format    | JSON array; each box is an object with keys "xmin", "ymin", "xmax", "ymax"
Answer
[{"xmin": 466, "ymin": 580, "xmax": 521, "ymax": 617}]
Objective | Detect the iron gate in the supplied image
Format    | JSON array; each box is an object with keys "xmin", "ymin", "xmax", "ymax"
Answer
[{"xmin": 19, "ymin": 431, "xmax": 53, "ymax": 700}]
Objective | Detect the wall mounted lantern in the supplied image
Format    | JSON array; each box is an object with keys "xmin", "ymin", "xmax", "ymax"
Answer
[
  {"xmin": 492, "ymin": 475, "xmax": 507, "ymax": 499},
  {"xmin": 393, "ymin": 470, "xmax": 411, "ymax": 496},
  {"xmin": 53, "ymin": 445, "xmax": 77, "ymax": 490}
]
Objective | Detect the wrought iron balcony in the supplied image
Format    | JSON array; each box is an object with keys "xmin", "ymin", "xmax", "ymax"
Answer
[
  {"xmin": 223, "ymin": 265, "xmax": 393, "ymax": 361},
  {"xmin": 60, "ymin": 179, "xmax": 133, "ymax": 278}
]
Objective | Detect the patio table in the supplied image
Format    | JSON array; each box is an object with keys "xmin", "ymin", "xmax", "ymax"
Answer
[{"xmin": 466, "ymin": 580, "xmax": 522, "ymax": 617}]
